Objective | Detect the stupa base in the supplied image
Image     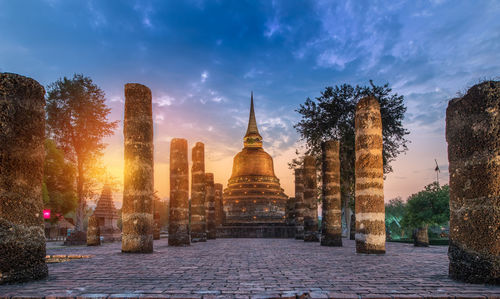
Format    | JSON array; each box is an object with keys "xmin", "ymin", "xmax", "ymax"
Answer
[{"xmin": 216, "ymin": 223, "xmax": 295, "ymax": 238}]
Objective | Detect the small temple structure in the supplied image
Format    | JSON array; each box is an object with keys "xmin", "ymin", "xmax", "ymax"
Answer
[
  {"xmin": 223, "ymin": 93, "xmax": 288, "ymax": 225},
  {"xmin": 93, "ymin": 184, "xmax": 121, "ymax": 242}
]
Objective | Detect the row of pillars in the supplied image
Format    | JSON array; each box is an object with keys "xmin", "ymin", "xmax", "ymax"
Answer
[
  {"xmin": 293, "ymin": 97, "xmax": 385, "ymax": 254},
  {"xmin": 0, "ymin": 73, "xmax": 498, "ymax": 284},
  {"xmin": 120, "ymin": 83, "xmax": 224, "ymax": 252}
]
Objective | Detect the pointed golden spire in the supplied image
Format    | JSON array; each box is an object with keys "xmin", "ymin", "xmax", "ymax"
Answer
[{"xmin": 243, "ymin": 91, "xmax": 263, "ymax": 148}]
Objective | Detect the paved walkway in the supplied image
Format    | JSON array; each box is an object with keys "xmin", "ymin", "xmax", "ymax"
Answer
[{"xmin": 0, "ymin": 238, "xmax": 498, "ymax": 298}]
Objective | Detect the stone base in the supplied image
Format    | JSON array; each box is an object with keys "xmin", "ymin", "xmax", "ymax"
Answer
[
  {"xmin": 321, "ymin": 236, "xmax": 342, "ymax": 247},
  {"xmin": 449, "ymin": 241, "xmax": 499, "ymax": 284},
  {"xmin": 0, "ymin": 219, "xmax": 48, "ymax": 284},
  {"xmin": 64, "ymin": 231, "xmax": 87, "ymax": 246},
  {"xmin": 217, "ymin": 223, "xmax": 295, "ymax": 238}
]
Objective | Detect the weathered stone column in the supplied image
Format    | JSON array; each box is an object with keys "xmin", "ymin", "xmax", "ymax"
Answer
[
  {"xmin": 0, "ymin": 73, "xmax": 48, "ymax": 283},
  {"xmin": 413, "ymin": 226, "xmax": 429, "ymax": 247},
  {"xmin": 355, "ymin": 96, "xmax": 385, "ymax": 254},
  {"xmin": 122, "ymin": 83, "xmax": 154, "ymax": 253},
  {"xmin": 214, "ymin": 183, "xmax": 224, "ymax": 227},
  {"xmin": 303, "ymin": 156, "xmax": 319, "ymax": 242},
  {"xmin": 349, "ymin": 213, "xmax": 356, "ymax": 240},
  {"xmin": 191, "ymin": 142, "xmax": 206, "ymax": 242},
  {"xmin": 153, "ymin": 212, "xmax": 160, "ymax": 240},
  {"xmin": 446, "ymin": 81, "xmax": 500, "ymax": 284},
  {"xmin": 169, "ymin": 138, "xmax": 190, "ymax": 246},
  {"xmin": 294, "ymin": 168, "xmax": 305, "ymax": 240},
  {"xmin": 286, "ymin": 197, "xmax": 296, "ymax": 225},
  {"xmin": 321, "ymin": 140, "xmax": 342, "ymax": 246},
  {"xmin": 87, "ymin": 215, "xmax": 101, "ymax": 246},
  {"xmin": 205, "ymin": 173, "xmax": 216, "ymax": 239}
]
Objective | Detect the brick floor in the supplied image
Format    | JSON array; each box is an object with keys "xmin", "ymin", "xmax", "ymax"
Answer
[{"xmin": 0, "ymin": 238, "xmax": 498, "ymax": 298}]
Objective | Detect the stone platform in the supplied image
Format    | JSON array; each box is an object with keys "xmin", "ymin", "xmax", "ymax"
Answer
[
  {"xmin": 217, "ymin": 223, "xmax": 295, "ymax": 238},
  {"xmin": 0, "ymin": 238, "xmax": 498, "ymax": 298}
]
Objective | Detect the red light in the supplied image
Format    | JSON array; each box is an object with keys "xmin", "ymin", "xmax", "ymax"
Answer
[{"xmin": 43, "ymin": 209, "xmax": 51, "ymax": 219}]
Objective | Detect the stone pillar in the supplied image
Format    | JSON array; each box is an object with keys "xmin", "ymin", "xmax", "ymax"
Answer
[
  {"xmin": 205, "ymin": 173, "xmax": 216, "ymax": 239},
  {"xmin": 122, "ymin": 83, "xmax": 154, "ymax": 253},
  {"xmin": 446, "ymin": 81, "xmax": 500, "ymax": 284},
  {"xmin": 286, "ymin": 197, "xmax": 296, "ymax": 225},
  {"xmin": 303, "ymin": 156, "xmax": 319, "ymax": 242},
  {"xmin": 321, "ymin": 140, "xmax": 342, "ymax": 246},
  {"xmin": 153, "ymin": 212, "xmax": 160, "ymax": 240},
  {"xmin": 214, "ymin": 183, "xmax": 224, "ymax": 227},
  {"xmin": 87, "ymin": 215, "xmax": 101, "ymax": 246},
  {"xmin": 349, "ymin": 213, "xmax": 356, "ymax": 240},
  {"xmin": 294, "ymin": 169, "xmax": 305, "ymax": 240},
  {"xmin": 169, "ymin": 138, "xmax": 190, "ymax": 246},
  {"xmin": 0, "ymin": 73, "xmax": 48, "ymax": 283},
  {"xmin": 413, "ymin": 226, "xmax": 429, "ymax": 247},
  {"xmin": 191, "ymin": 142, "xmax": 206, "ymax": 242},
  {"xmin": 355, "ymin": 96, "xmax": 385, "ymax": 254}
]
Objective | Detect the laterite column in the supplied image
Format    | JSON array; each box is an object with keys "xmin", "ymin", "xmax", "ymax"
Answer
[
  {"xmin": 87, "ymin": 215, "xmax": 100, "ymax": 246},
  {"xmin": 205, "ymin": 173, "xmax": 216, "ymax": 239},
  {"xmin": 0, "ymin": 73, "xmax": 48, "ymax": 283},
  {"xmin": 169, "ymin": 138, "xmax": 190, "ymax": 246},
  {"xmin": 122, "ymin": 83, "xmax": 154, "ymax": 253},
  {"xmin": 191, "ymin": 142, "xmax": 206, "ymax": 242},
  {"xmin": 355, "ymin": 96, "xmax": 385, "ymax": 254},
  {"xmin": 215, "ymin": 183, "xmax": 224, "ymax": 227},
  {"xmin": 321, "ymin": 140, "xmax": 342, "ymax": 246},
  {"xmin": 303, "ymin": 156, "xmax": 319, "ymax": 242},
  {"xmin": 294, "ymin": 169, "xmax": 305, "ymax": 240},
  {"xmin": 446, "ymin": 81, "xmax": 500, "ymax": 284}
]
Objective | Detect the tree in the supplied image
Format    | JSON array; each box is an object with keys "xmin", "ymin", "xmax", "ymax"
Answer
[
  {"xmin": 43, "ymin": 139, "xmax": 77, "ymax": 221},
  {"xmin": 401, "ymin": 182, "xmax": 450, "ymax": 246},
  {"xmin": 294, "ymin": 81, "xmax": 409, "ymax": 235},
  {"xmin": 385, "ymin": 197, "xmax": 406, "ymax": 240},
  {"xmin": 46, "ymin": 74, "xmax": 117, "ymax": 232}
]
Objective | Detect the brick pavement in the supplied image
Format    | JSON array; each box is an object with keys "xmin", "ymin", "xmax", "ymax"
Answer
[{"xmin": 0, "ymin": 238, "xmax": 498, "ymax": 298}]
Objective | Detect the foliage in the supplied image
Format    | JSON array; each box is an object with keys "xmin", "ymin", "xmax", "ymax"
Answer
[
  {"xmin": 401, "ymin": 182, "xmax": 450, "ymax": 229},
  {"xmin": 293, "ymin": 81, "xmax": 409, "ymax": 216},
  {"xmin": 43, "ymin": 139, "xmax": 77, "ymax": 221},
  {"xmin": 46, "ymin": 74, "xmax": 118, "ymax": 230},
  {"xmin": 385, "ymin": 197, "xmax": 407, "ymax": 239}
]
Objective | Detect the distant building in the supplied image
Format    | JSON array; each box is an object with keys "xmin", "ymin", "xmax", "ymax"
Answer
[{"xmin": 93, "ymin": 184, "xmax": 121, "ymax": 242}]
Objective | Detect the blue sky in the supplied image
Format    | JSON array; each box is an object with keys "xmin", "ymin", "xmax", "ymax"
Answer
[{"xmin": 1, "ymin": 0, "xmax": 499, "ymax": 201}]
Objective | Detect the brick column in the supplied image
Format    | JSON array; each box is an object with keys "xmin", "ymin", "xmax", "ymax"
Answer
[
  {"xmin": 294, "ymin": 169, "xmax": 305, "ymax": 240},
  {"xmin": 87, "ymin": 215, "xmax": 100, "ymax": 246},
  {"xmin": 205, "ymin": 173, "xmax": 216, "ymax": 239},
  {"xmin": 303, "ymin": 156, "xmax": 319, "ymax": 242},
  {"xmin": 214, "ymin": 183, "xmax": 224, "ymax": 227},
  {"xmin": 355, "ymin": 96, "xmax": 385, "ymax": 254},
  {"xmin": 0, "ymin": 73, "xmax": 48, "ymax": 283},
  {"xmin": 321, "ymin": 140, "xmax": 342, "ymax": 246},
  {"xmin": 446, "ymin": 81, "xmax": 500, "ymax": 284},
  {"xmin": 169, "ymin": 138, "xmax": 190, "ymax": 246},
  {"xmin": 122, "ymin": 83, "xmax": 154, "ymax": 253}
]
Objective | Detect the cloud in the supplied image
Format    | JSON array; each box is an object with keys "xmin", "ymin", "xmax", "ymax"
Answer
[
  {"xmin": 154, "ymin": 94, "xmax": 175, "ymax": 107},
  {"xmin": 201, "ymin": 71, "xmax": 208, "ymax": 83}
]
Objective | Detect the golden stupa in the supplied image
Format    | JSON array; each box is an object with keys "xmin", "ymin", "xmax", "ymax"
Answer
[{"xmin": 223, "ymin": 92, "xmax": 288, "ymax": 224}]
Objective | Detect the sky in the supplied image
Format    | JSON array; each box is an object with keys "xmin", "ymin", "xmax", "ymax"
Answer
[{"xmin": 1, "ymin": 0, "xmax": 499, "ymax": 205}]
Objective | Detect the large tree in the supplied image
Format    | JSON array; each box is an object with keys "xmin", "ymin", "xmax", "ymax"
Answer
[
  {"xmin": 43, "ymin": 139, "xmax": 77, "ymax": 221},
  {"xmin": 294, "ymin": 81, "xmax": 409, "ymax": 234},
  {"xmin": 46, "ymin": 74, "xmax": 117, "ymax": 232}
]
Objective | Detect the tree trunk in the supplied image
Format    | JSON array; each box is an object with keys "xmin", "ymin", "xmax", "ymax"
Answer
[
  {"xmin": 349, "ymin": 212, "xmax": 356, "ymax": 240},
  {"xmin": 413, "ymin": 225, "xmax": 429, "ymax": 247},
  {"xmin": 75, "ymin": 156, "xmax": 85, "ymax": 232}
]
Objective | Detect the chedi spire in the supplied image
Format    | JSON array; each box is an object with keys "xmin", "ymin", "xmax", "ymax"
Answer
[{"xmin": 243, "ymin": 92, "xmax": 262, "ymax": 148}]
